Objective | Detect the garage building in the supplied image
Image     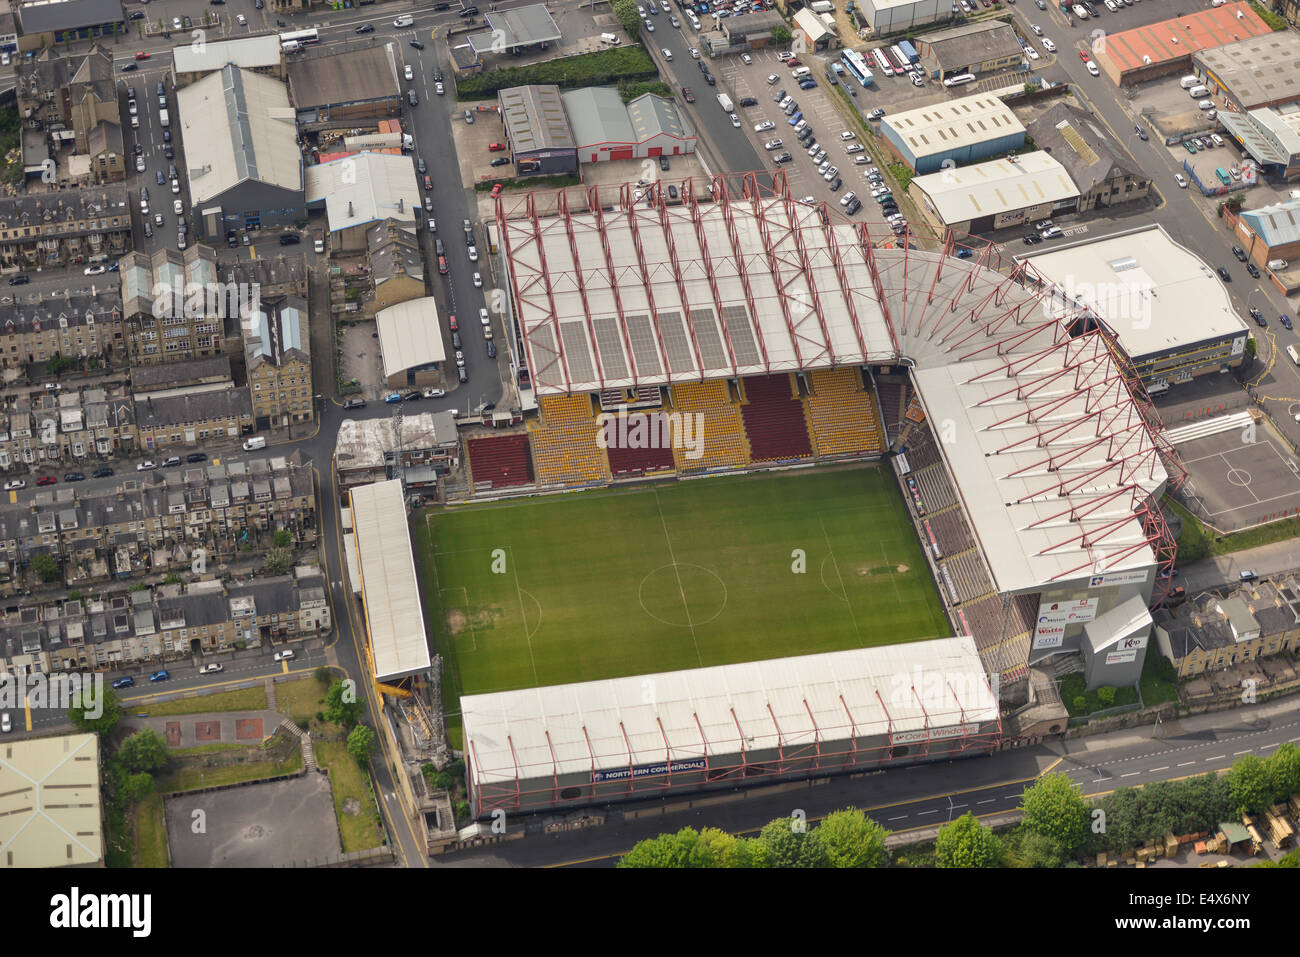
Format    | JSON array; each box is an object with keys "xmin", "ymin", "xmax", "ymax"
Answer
[
  {"xmin": 1093, "ymin": 2, "xmax": 1271, "ymax": 86},
  {"xmin": 287, "ymin": 43, "xmax": 402, "ymax": 125},
  {"xmin": 881, "ymin": 93, "xmax": 1024, "ymax": 174},
  {"xmin": 305, "ymin": 151, "xmax": 421, "ymax": 252},
  {"xmin": 857, "ymin": 0, "xmax": 951, "ymax": 35},
  {"xmin": 177, "ymin": 65, "xmax": 305, "ymax": 240},
  {"xmin": 1192, "ymin": 33, "xmax": 1300, "ymax": 112},
  {"xmin": 915, "ymin": 21, "xmax": 1024, "ymax": 80},
  {"xmin": 468, "ymin": 3, "xmax": 561, "ymax": 58},
  {"xmin": 498, "ymin": 85, "xmax": 578, "ymax": 177},
  {"xmin": 563, "ymin": 88, "xmax": 697, "ymax": 163},
  {"xmin": 908, "ymin": 151, "xmax": 1079, "ymax": 233},
  {"xmin": 1217, "ymin": 108, "xmax": 1300, "ymax": 183}
]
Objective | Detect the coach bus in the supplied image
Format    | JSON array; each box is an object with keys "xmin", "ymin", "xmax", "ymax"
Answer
[
  {"xmin": 889, "ymin": 45, "xmax": 910, "ymax": 70},
  {"xmin": 840, "ymin": 49, "xmax": 874, "ymax": 87},
  {"xmin": 870, "ymin": 47, "xmax": 893, "ymax": 77},
  {"xmin": 279, "ymin": 27, "xmax": 320, "ymax": 51}
]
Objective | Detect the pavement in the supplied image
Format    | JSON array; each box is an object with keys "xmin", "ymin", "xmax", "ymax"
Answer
[{"xmin": 1177, "ymin": 538, "xmax": 1300, "ymax": 596}]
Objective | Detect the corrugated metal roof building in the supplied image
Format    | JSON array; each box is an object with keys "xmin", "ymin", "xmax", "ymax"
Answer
[{"xmin": 497, "ymin": 84, "xmax": 578, "ymax": 176}]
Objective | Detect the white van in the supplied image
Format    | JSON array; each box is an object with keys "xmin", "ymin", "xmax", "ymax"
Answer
[
  {"xmin": 242, "ymin": 436, "xmax": 266, "ymax": 451},
  {"xmin": 1267, "ymin": 259, "xmax": 1288, "ymax": 271},
  {"xmin": 1188, "ymin": 85, "xmax": 1209, "ymax": 98},
  {"xmin": 791, "ymin": 66, "xmax": 812, "ymax": 79},
  {"xmin": 1288, "ymin": 345, "xmax": 1300, "ymax": 366},
  {"xmin": 1147, "ymin": 380, "xmax": 1170, "ymax": 396},
  {"xmin": 1179, "ymin": 75, "xmax": 1199, "ymax": 89},
  {"xmin": 943, "ymin": 73, "xmax": 976, "ymax": 87},
  {"xmin": 600, "ymin": 32, "xmax": 620, "ymax": 44},
  {"xmin": 393, "ymin": 14, "xmax": 414, "ymax": 27}
]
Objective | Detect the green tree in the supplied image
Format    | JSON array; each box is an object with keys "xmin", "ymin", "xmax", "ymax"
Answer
[
  {"xmin": 1019, "ymin": 772, "xmax": 1091, "ymax": 856},
  {"xmin": 772, "ymin": 24, "xmax": 792, "ymax": 45},
  {"xmin": 611, "ymin": 0, "xmax": 643, "ymax": 38},
  {"xmin": 162, "ymin": 573, "xmax": 182, "ymax": 585},
  {"xmin": 758, "ymin": 816, "xmax": 830, "ymax": 868},
  {"xmin": 936, "ymin": 812, "xmax": 1004, "ymax": 867},
  {"xmin": 262, "ymin": 547, "xmax": 293, "ymax": 576},
  {"xmin": 68, "ymin": 687, "xmax": 123, "ymax": 737},
  {"xmin": 120, "ymin": 772, "xmax": 156, "ymax": 804},
  {"xmin": 619, "ymin": 827, "xmax": 711, "ymax": 867},
  {"xmin": 1072, "ymin": 695, "xmax": 1086, "ymax": 713},
  {"xmin": 31, "ymin": 553, "xmax": 60, "ymax": 583},
  {"xmin": 1009, "ymin": 829, "xmax": 1068, "ymax": 868},
  {"xmin": 1266, "ymin": 742, "xmax": 1300, "ymax": 803},
  {"xmin": 816, "ymin": 808, "xmax": 888, "ymax": 868},
  {"xmin": 346, "ymin": 724, "xmax": 377, "ymax": 766},
  {"xmin": 324, "ymin": 680, "xmax": 364, "ymax": 728},
  {"xmin": 1097, "ymin": 686, "xmax": 1116, "ymax": 707},
  {"xmin": 696, "ymin": 827, "xmax": 769, "ymax": 868},
  {"xmin": 273, "ymin": 528, "xmax": 293, "ymax": 548},
  {"xmin": 1226, "ymin": 754, "xmax": 1273, "ymax": 815},
  {"xmin": 118, "ymin": 728, "xmax": 169, "ymax": 774}
]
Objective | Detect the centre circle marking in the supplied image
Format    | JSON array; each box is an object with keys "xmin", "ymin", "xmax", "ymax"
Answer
[{"xmin": 638, "ymin": 563, "xmax": 729, "ymax": 627}]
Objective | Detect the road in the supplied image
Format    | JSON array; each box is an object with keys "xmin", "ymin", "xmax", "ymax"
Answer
[{"xmin": 428, "ymin": 691, "xmax": 1300, "ymax": 867}]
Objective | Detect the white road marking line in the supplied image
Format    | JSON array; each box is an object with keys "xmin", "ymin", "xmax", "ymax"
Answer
[
  {"xmin": 951, "ymin": 803, "xmax": 968, "ymax": 809},
  {"xmin": 1120, "ymin": 772, "xmax": 1140, "ymax": 778},
  {"xmin": 1150, "ymin": 766, "xmax": 1169, "ymax": 772},
  {"xmin": 1177, "ymin": 761, "xmax": 1196, "ymax": 767},
  {"xmin": 976, "ymin": 798, "xmax": 996, "ymax": 805},
  {"xmin": 1233, "ymin": 749, "xmax": 1253, "ymax": 755},
  {"xmin": 1205, "ymin": 755, "xmax": 1226, "ymax": 761},
  {"xmin": 887, "ymin": 815, "xmax": 908, "ymax": 821},
  {"xmin": 917, "ymin": 809, "xmax": 938, "ymax": 815}
]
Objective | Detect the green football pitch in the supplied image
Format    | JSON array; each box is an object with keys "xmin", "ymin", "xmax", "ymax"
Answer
[{"xmin": 415, "ymin": 466, "xmax": 951, "ymax": 745}]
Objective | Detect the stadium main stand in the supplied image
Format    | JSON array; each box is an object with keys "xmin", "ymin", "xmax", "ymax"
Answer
[
  {"xmin": 926, "ymin": 509, "xmax": 974, "ymax": 558},
  {"xmin": 467, "ymin": 434, "xmax": 535, "ymax": 489},
  {"xmin": 740, "ymin": 374, "xmax": 814, "ymax": 462},
  {"xmin": 875, "ymin": 377, "xmax": 908, "ymax": 442},
  {"xmin": 667, "ymin": 380, "xmax": 752, "ymax": 471},
  {"xmin": 804, "ymin": 368, "xmax": 886, "ymax": 458},
  {"xmin": 529, "ymin": 395, "xmax": 612, "ymax": 486}
]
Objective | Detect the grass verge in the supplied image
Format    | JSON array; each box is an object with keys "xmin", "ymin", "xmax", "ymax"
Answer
[
  {"xmin": 314, "ymin": 740, "xmax": 384, "ymax": 852},
  {"xmin": 139, "ymin": 685, "xmax": 269, "ymax": 716}
]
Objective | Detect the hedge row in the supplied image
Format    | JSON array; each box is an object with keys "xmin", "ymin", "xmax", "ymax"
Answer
[{"xmin": 456, "ymin": 46, "xmax": 659, "ymax": 100}]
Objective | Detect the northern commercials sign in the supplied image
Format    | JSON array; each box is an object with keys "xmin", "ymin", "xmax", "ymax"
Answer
[
  {"xmin": 1032, "ymin": 597, "xmax": 1100, "ymax": 649},
  {"xmin": 592, "ymin": 758, "xmax": 706, "ymax": 783},
  {"xmin": 1088, "ymin": 569, "xmax": 1150, "ymax": 588}
]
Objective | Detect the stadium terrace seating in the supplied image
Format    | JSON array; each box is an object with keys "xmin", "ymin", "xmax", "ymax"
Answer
[
  {"xmin": 632, "ymin": 385, "xmax": 662, "ymax": 406},
  {"xmin": 925, "ymin": 508, "xmax": 974, "ymax": 558},
  {"xmin": 913, "ymin": 466, "xmax": 956, "ymax": 513},
  {"xmin": 666, "ymin": 380, "xmax": 752, "ymax": 470},
  {"xmin": 605, "ymin": 414, "xmax": 677, "ymax": 477},
  {"xmin": 467, "ymin": 434, "xmax": 535, "ymax": 489},
  {"xmin": 804, "ymin": 368, "xmax": 886, "ymax": 458},
  {"xmin": 900, "ymin": 426, "xmax": 942, "ymax": 471},
  {"xmin": 961, "ymin": 594, "xmax": 1037, "ymax": 651},
  {"xmin": 940, "ymin": 550, "xmax": 993, "ymax": 605},
  {"xmin": 739, "ymin": 374, "xmax": 813, "ymax": 462},
  {"xmin": 875, "ymin": 378, "xmax": 907, "ymax": 439},
  {"xmin": 529, "ymin": 395, "xmax": 612, "ymax": 486}
]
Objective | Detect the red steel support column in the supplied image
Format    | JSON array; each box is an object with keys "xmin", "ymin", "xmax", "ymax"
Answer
[
  {"xmin": 590, "ymin": 188, "xmax": 650, "ymax": 386},
  {"xmin": 526, "ymin": 191, "xmax": 573, "ymax": 389},
  {"xmin": 558, "ymin": 190, "xmax": 606, "ymax": 389}
]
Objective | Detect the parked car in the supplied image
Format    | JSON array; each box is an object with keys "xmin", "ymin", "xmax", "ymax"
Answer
[
  {"xmin": 343, "ymin": 398, "xmax": 367, "ymax": 410},
  {"xmin": 273, "ymin": 649, "xmax": 295, "ymax": 662},
  {"xmin": 422, "ymin": 388, "xmax": 446, "ymax": 399},
  {"xmin": 1281, "ymin": 314, "xmax": 1293, "ymax": 331},
  {"xmin": 93, "ymin": 467, "xmax": 115, "ymax": 478},
  {"xmin": 186, "ymin": 452, "xmax": 207, "ymax": 463},
  {"xmin": 112, "ymin": 676, "xmax": 135, "ymax": 689},
  {"xmin": 1249, "ymin": 308, "xmax": 1266, "ymax": 327},
  {"xmin": 385, "ymin": 392, "xmax": 404, "ymax": 404},
  {"xmin": 3, "ymin": 479, "xmax": 25, "ymax": 491},
  {"xmin": 199, "ymin": 663, "xmax": 224, "ymax": 675},
  {"xmin": 35, "ymin": 475, "xmax": 56, "ymax": 486},
  {"xmin": 1247, "ymin": 263, "xmax": 1261, "ymax": 279},
  {"xmin": 1216, "ymin": 266, "xmax": 1232, "ymax": 282},
  {"xmin": 63, "ymin": 472, "xmax": 86, "ymax": 482},
  {"xmin": 149, "ymin": 670, "xmax": 170, "ymax": 682}
]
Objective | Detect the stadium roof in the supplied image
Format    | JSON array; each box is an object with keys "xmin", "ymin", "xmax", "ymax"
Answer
[
  {"xmin": 305, "ymin": 151, "xmax": 421, "ymax": 233},
  {"xmin": 0, "ymin": 732, "xmax": 102, "ymax": 868},
  {"xmin": 461, "ymin": 638, "xmax": 998, "ymax": 786},
  {"xmin": 348, "ymin": 479, "xmax": 431, "ymax": 682},
  {"xmin": 178, "ymin": 65, "xmax": 302, "ymax": 206},
  {"xmin": 499, "ymin": 85, "xmax": 575, "ymax": 153},
  {"xmin": 469, "ymin": 3, "xmax": 561, "ymax": 53},
  {"xmin": 287, "ymin": 43, "xmax": 401, "ymax": 109},
  {"xmin": 374, "ymin": 297, "xmax": 447, "ymax": 379},
  {"xmin": 1239, "ymin": 197, "xmax": 1300, "ymax": 248},
  {"xmin": 910, "ymin": 151, "xmax": 1080, "ymax": 225},
  {"xmin": 500, "ymin": 179, "xmax": 1174, "ymax": 589},
  {"xmin": 883, "ymin": 94, "xmax": 1025, "ymax": 158},
  {"xmin": 1194, "ymin": 32, "xmax": 1300, "ymax": 109},
  {"xmin": 1018, "ymin": 224, "xmax": 1247, "ymax": 361},
  {"xmin": 1095, "ymin": 2, "xmax": 1270, "ymax": 76},
  {"xmin": 16, "ymin": 0, "xmax": 121, "ymax": 33},
  {"xmin": 172, "ymin": 35, "xmax": 283, "ymax": 75}
]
